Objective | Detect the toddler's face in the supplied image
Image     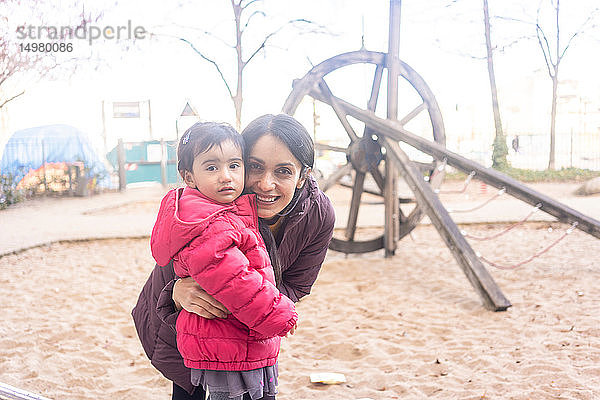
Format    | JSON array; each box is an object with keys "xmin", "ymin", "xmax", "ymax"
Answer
[{"xmin": 184, "ymin": 139, "xmax": 244, "ymax": 203}]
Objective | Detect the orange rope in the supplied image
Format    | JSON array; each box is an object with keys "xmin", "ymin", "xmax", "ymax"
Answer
[
  {"xmin": 447, "ymin": 188, "xmax": 506, "ymax": 213},
  {"xmin": 479, "ymin": 222, "xmax": 578, "ymax": 270},
  {"xmin": 462, "ymin": 204, "xmax": 542, "ymax": 241}
]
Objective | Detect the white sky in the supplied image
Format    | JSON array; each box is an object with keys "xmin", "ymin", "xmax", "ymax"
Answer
[{"xmin": 1, "ymin": 0, "xmax": 599, "ymax": 159}]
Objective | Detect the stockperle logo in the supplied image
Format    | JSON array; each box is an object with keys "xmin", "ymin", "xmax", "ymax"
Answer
[{"xmin": 16, "ymin": 20, "xmax": 147, "ymax": 45}]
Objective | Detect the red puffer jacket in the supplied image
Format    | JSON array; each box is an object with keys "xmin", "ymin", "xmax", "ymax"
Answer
[{"xmin": 150, "ymin": 187, "xmax": 297, "ymax": 371}]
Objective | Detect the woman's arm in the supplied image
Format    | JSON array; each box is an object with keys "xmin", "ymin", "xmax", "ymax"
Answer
[{"xmin": 279, "ymin": 196, "xmax": 335, "ymax": 302}]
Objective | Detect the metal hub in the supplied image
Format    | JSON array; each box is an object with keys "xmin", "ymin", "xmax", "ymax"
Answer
[{"xmin": 347, "ymin": 135, "xmax": 383, "ymax": 173}]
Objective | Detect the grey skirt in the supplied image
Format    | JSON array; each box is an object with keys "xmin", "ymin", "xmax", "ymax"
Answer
[{"xmin": 191, "ymin": 363, "xmax": 278, "ymax": 400}]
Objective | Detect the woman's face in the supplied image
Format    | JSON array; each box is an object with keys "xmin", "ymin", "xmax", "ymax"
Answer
[{"xmin": 245, "ymin": 134, "xmax": 307, "ymax": 219}]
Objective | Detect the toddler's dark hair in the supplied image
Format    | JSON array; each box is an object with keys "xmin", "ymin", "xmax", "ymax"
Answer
[{"xmin": 177, "ymin": 121, "xmax": 244, "ymax": 177}]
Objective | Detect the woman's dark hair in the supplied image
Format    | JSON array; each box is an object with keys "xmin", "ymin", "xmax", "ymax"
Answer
[
  {"xmin": 177, "ymin": 121, "xmax": 244, "ymax": 177},
  {"xmin": 258, "ymin": 219, "xmax": 282, "ymax": 288},
  {"xmin": 241, "ymin": 114, "xmax": 314, "ymax": 171}
]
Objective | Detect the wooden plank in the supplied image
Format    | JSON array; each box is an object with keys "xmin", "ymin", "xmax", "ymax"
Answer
[
  {"xmin": 309, "ymin": 89, "xmax": 600, "ymax": 239},
  {"xmin": 346, "ymin": 171, "xmax": 366, "ymax": 240},
  {"xmin": 369, "ymin": 167, "xmax": 385, "ymax": 193},
  {"xmin": 381, "ymin": 137, "xmax": 512, "ymax": 311}
]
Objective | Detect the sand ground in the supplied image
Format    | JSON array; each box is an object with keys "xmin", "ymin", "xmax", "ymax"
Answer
[{"xmin": 0, "ymin": 180, "xmax": 599, "ymax": 399}]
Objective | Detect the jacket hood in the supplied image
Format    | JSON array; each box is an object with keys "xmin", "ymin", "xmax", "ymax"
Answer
[{"xmin": 151, "ymin": 187, "xmax": 255, "ymax": 266}]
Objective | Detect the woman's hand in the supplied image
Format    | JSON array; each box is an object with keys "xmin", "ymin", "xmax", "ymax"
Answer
[{"xmin": 172, "ymin": 277, "xmax": 230, "ymax": 319}]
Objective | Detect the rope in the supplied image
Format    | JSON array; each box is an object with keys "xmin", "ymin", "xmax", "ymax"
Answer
[
  {"xmin": 462, "ymin": 203, "xmax": 542, "ymax": 241},
  {"xmin": 479, "ymin": 222, "xmax": 578, "ymax": 270},
  {"xmin": 447, "ymin": 187, "xmax": 506, "ymax": 213},
  {"xmin": 435, "ymin": 171, "xmax": 476, "ymax": 194}
]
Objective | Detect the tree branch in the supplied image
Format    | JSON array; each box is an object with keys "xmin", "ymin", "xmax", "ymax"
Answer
[
  {"xmin": 151, "ymin": 24, "xmax": 235, "ymax": 48},
  {"xmin": 536, "ymin": 24, "xmax": 555, "ymax": 78},
  {"xmin": 178, "ymin": 37, "xmax": 234, "ymax": 99},
  {"xmin": 493, "ymin": 15, "xmax": 534, "ymax": 25},
  {"xmin": 244, "ymin": 18, "xmax": 330, "ymax": 65},
  {"xmin": 240, "ymin": 0, "xmax": 262, "ymax": 11},
  {"xmin": 0, "ymin": 91, "xmax": 25, "ymax": 109},
  {"xmin": 496, "ymin": 35, "xmax": 531, "ymax": 53},
  {"xmin": 241, "ymin": 10, "xmax": 266, "ymax": 34},
  {"xmin": 559, "ymin": 9, "xmax": 599, "ymax": 60}
]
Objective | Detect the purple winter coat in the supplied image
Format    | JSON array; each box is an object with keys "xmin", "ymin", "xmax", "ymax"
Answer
[{"xmin": 131, "ymin": 176, "xmax": 335, "ymax": 394}]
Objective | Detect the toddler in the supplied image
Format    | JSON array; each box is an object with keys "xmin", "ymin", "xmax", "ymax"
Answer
[{"xmin": 151, "ymin": 122, "xmax": 297, "ymax": 400}]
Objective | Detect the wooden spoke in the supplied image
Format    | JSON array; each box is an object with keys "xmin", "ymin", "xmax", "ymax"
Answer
[
  {"xmin": 367, "ymin": 64, "xmax": 384, "ymax": 111},
  {"xmin": 317, "ymin": 79, "xmax": 360, "ymax": 142},
  {"xmin": 315, "ymin": 143, "xmax": 349, "ymax": 154},
  {"xmin": 320, "ymin": 162, "xmax": 352, "ymax": 192},
  {"xmin": 345, "ymin": 171, "xmax": 366, "ymax": 240},
  {"xmin": 339, "ymin": 180, "xmax": 381, "ymax": 197},
  {"xmin": 369, "ymin": 166, "xmax": 385, "ymax": 193},
  {"xmin": 398, "ymin": 102, "xmax": 426, "ymax": 126}
]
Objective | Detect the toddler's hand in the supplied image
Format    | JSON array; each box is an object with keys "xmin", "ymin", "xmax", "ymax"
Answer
[{"xmin": 286, "ymin": 323, "xmax": 298, "ymax": 337}]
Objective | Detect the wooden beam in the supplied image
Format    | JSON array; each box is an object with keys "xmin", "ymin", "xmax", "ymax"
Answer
[
  {"xmin": 346, "ymin": 171, "xmax": 366, "ymax": 240},
  {"xmin": 310, "ymin": 89, "xmax": 600, "ymax": 239},
  {"xmin": 381, "ymin": 137, "xmax": 512, "ymax": 311},
  {"xmin": 384, "ymin": 0, "xmax": 402, "ymax": 257}
]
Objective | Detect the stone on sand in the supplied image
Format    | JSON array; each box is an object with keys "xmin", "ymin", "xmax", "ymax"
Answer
[{"xmin": 574, "ymin": 177, "xmax": 600, "ymax": 196}]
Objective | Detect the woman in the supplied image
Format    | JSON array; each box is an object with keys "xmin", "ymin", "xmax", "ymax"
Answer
[{"xmin": 132, "ymin": 114, "xmax": 336, "ymax": 399}]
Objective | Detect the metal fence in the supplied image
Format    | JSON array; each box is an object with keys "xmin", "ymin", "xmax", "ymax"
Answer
[{"xmin": 447, "ymin": 131, "xmax": 600, "ymax": 171}]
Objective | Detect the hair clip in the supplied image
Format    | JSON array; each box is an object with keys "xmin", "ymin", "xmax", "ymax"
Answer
[{"xmin": 182, "ymin": 131, "xmax": 191, "ymax": 145}]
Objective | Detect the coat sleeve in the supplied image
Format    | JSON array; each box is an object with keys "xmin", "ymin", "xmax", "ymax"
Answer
[
  {"xmin": 180, "ymin": 227, "xmax": 297, "ymax": 338},
  {"xmin": 279, "ymin": 195, "xmax": 335, "ymax": 302}
]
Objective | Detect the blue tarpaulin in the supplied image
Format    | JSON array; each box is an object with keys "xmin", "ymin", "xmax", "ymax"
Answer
[{"xmin": 0, "ymin": 124, "xmax": 111, "ymax": 187}]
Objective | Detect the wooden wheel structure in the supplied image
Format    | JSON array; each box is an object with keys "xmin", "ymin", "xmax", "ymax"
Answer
[
  {"xmin": 280, "ymin": 0, "xmax": 600, "ymax": 312},
  {"xmin": 283, "ymin": 50, "xmax": 446, "ymax": 254}
]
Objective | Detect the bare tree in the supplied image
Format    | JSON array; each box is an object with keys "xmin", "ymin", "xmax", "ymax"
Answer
[
  {"xmin": 483, "ymin": 0, "xmax": 508, "ymax": 169},
  {"xmin": 535, "ymin": 0, "xmax": 598, "ymax": 169},
  {"xmin": 0, "ymin": 1, "xmax": 104, "ymax": 111},
  {"xmin": 161, "ymin": 0, "xmax": 327, "ymax": 130},
  {"xmin": 439, "ymin": 0, "xmax": 515, "ymax": 168}
]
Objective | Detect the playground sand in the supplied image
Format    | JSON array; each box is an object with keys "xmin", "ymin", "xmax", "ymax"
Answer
[{"xmin": 1, "ymin": 224, "xmax": 599, "ymax": 399}]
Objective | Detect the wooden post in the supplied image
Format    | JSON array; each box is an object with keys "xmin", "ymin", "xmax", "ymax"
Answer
[
  {"xmin": 101, "ymin": 100, "xmax": 107, "ymax": 153},
  {"xmin": 117, "ymin": 138, "xmax": 126, "ymax": 192},
  {"xmin": 384, "ymin": 0, "xmax": 402, "ymax": 257},
  {"xmin": 148, "ymin": 99, "xmax": 154, "ymax": 140},
  {"xmin": 160, "ymin": 138, "xmax": 167, "ymax": 188},
  {"xmin": 41, "ymin": 138, "xmax": 48, "ymax": 193}
]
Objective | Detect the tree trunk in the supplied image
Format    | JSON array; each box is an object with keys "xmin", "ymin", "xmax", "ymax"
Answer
[
  {"xmin": 483, "ymin": 0, "xmax": 508, "ymax": 169},
  {"xmin": 548, "ymin": 69, "xmax": 558, "ymax": 170},
  {"xmin": 232, "ymin": 0, "xmax": 244, "ymax": 131}
]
